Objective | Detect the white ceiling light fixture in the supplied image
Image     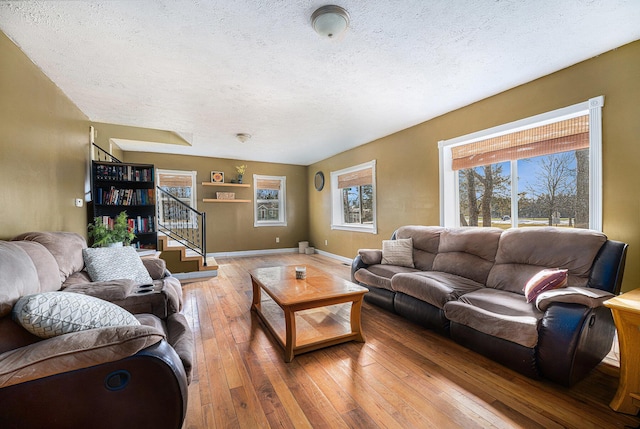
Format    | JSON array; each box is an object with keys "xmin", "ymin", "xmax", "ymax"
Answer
[
  {"xmin": 311, "ymin": 5, "xmax": 350, "ymax": 39},
  {"xmin": 236, "ymin": 133, "xmax": 251, "ymax": 143}
]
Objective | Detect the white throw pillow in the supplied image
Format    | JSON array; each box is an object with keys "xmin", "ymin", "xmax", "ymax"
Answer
[
  {"xmin": 381, "ymin": 238, "xmax": 414, "ymax": 268},
  {"xmin": 12, "ymin": 291, "xmax": 140, "ymax": 339},
  {"xmin": 83, "ymin": 246, "xmax": 153, "ymax": 285}
]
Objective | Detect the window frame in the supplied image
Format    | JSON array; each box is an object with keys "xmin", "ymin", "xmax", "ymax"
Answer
[
  {"xmin": 253, "ymin": 174, "xmax": 287, "ymax": 227},
  {"xmin": 330, "ymin": 160, "xmax": 377, "ymax": 234},
  {"xmin": 438, "ymin": 96, "xmax": 603, "ymax": 231},
  {"xmin": 156, "ymin": 169, "xmax": 198, "ymax": 228}
]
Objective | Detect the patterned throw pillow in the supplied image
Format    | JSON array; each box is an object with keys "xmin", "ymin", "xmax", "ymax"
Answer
[
  {"xmin": 83, "ymin": 246, "xmax": 153, "ymax": 285},
  {"xmin": 12, "ymin": 291, "xmax": 140, "ymax": 339},
  {"xmin": 381, "ymin": 238, "xmax": 414, "ymax": 268},
  {"xmin": 524, "ymin": 268, "xmax": 569, "ymax": 303}
]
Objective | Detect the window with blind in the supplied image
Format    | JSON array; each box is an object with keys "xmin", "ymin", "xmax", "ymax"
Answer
[
  {"xmin": 330, "ymin": 160, "xmax": 377, "ymax": 233},
  {"xmin": 253, "ymin": 175, "xmax": 286, "ymax": 227},
  {"xmin": 156, "ymin": 169, "xmax": 197, "ymax": 226},
  {"xmin": 439, "ymin": 96, "xmax": 603, "ymax": 230}
]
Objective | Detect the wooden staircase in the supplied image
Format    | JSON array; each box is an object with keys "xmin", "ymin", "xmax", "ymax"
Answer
[{"xmin": 157, "ymin": 235, "xmax": 218, "ymax": 282}]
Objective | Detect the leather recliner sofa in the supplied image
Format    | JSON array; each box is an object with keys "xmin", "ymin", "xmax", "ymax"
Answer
[
  {"xmin": 352, "ymin": 226, "xmax": 627, "ymax": 386},
  {"xmin": 0, "ymin": 231, "xmax": 193, "ymax": 428}
]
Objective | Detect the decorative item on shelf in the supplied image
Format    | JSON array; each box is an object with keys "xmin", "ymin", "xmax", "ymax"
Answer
[
  {"xmin": 211, "ymin": 171, "xmax": 224, "ymax": 183},
  {"xmin": 88, "ymin": 211, "xmax": 135, "ymax": 247},
  {"xmin": 216, "ymin": 192, "xmax": 235, "ymax": 200},
  {"xmin": 235, "ymin": 164, "xmax": 247, "ymax": 184}
]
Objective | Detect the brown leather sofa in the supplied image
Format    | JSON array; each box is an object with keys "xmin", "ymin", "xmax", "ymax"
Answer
[
  {"xmin": 0, "ymin": 232, "xmax": 193, "ymax": 428},
  {"xmin": 352, "ymin": 226, "xmax": 628, "ymax": 386}
]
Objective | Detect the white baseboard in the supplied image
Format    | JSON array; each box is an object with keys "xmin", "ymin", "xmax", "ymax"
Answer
[
  {"xmin": 209, "ymin": 248, "xmax": 354, "ymax": 265},
  {"xmin": 209, "ymin": 248, "xmax": 298, "ymax": 258}
]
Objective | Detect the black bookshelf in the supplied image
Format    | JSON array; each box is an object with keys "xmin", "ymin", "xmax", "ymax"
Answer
[{"xmin": 90, "ymin": 161, "xmax": 157, "ymax": 249}]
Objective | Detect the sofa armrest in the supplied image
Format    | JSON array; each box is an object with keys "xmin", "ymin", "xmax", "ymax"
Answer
[
  {"xmin": 0, "ymin": 325, "xmax": 164, "ymax": 388},
  {"xmin": 535, "ymin": 287, "xmax": 614, "ymax": 312},
  {"xmin": 358, "ymin": 249, "xmax": 382, "ymax": 265},
  {"xmin": 142, "ymin": 257, "xmax": 168, "ymax": 280},
  {"xmin": 63, "ymin": 279, "xmax": 137, "ymax": 301}
]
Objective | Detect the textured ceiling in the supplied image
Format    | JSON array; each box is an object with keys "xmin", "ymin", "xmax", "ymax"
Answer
[{"xmin": 1, "ymin": 1, "xmax": 639, "ymax": 165}]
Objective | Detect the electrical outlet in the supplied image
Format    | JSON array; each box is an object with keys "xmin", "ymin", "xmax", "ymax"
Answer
[
  {"xmin": 325, "ymin": 240, "xmax": 328, "ymax": 246},
  {"xmin": 275, "ymin": 237, "xmax": 280, "ymax": 243}
]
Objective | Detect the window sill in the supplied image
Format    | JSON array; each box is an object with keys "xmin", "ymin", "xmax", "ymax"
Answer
[{"xmin": 331, "ymin": 224, "xmax": 377, "ymax": 234}]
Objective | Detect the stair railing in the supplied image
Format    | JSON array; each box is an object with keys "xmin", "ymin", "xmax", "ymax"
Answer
[
  {"xmin": 156, "ymin": 186, "xmax": 207, "ymax": 265},
  {"xmin": 92, "ymin": 143, "xmax": 122, "ymax": 163}
]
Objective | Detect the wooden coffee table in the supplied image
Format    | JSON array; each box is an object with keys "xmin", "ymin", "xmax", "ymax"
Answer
[{"xmin": 250, "ymin": 265, "xmax": 368, "ymax": 362}]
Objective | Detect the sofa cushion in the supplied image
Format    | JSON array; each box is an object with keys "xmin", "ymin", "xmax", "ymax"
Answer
[
  {"xmin": 10, "ymin": 241, "xmax": 62, "ymax": 293},
  {"xmin": 524, "ymin": 268, "xmax": 568, "ymax": 302},
  {"xmin": 354, "ymin": 265, "xmax": 418, "ymax": 291},
  {"xmin": 13, "ymin": 232, "xmax": 87, "ymax": 283},
  {"xmin": 395, "ymin": 225, "xmax": 444, "ymax": 271},
  {"xmin": 382, "ymin": 238, "xmax": 414, "ymax": 268},
  {"xmin": 391, "ymin": 271, "xmax": 484, "ymax": 309},
  {"xmin": 141, "ymin": 257, "xmax": 167, "ymax": 280},
  {"xmin": 432, "ymin": 228, "xmax": 502, "ymax": 284},
  {"xmin": 83, "ymin": 247, "xmax": 153, "ymax": 285},
  {"xmin": 486, "ymin": 227, "xmax": 607, "ymax": 294},
  {"xmin": 13, "ymin": 291, "xmax": 140, "ymax": 339},
  {"xmin": 358, "ymin": 249, "xmax": 382, "ymax": 265},
  {"xmin": 0, "ymin": 242, "xmax": 41, "ymax": 318},
  {"xmin": 444, "ymin": 289, "xmax": 543, "ymax": 348}
]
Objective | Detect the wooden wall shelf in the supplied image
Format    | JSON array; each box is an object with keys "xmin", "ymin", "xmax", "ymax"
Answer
[
  {"xmin": 202, "ymin": 182, "xmax": 250, "ymax": 188},
  {"xmin": 202, "ymin": 199, "xmax": 251, "ymax": 203}
]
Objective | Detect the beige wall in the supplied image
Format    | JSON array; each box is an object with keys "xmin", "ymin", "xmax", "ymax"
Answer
[
  {"xmin": 0, "ymin": 31, "xmax": 90, "ymax": 239},
  {"xmin": 123, "ymin": 152, "xmax": 309, "ymax": 252},
  {"xmin": 309, "ymin": 40, "xmax": 640, "ymax": 292}
]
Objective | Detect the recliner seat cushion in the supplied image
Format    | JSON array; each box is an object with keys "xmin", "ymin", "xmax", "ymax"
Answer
[
  {"xmin": 392, "ymin": 271, "xmax": 484, "ymax": 309},
  {"xmin": 0, "ymin": 242, "xmax": 41, "ymax": 318},
  {"xmin": 444, "ymin": 289, "xmax": 542, "ymax": 348}
]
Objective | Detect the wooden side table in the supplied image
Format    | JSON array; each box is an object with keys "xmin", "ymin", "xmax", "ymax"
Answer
[{"xmin": 604, "ymin": 288, "xmax": 640, "ymax": 414}]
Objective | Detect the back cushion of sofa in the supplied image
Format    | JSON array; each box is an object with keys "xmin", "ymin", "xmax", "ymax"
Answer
[
  {"xmin": 432, "ymin": 228, "xmax": 502, "ymax": 284},
  {"xmin": 0, "ymin": 242, "xmax": 41, "ymax": 318},
  {"xmin": 13, "ymin": 232, "xmax": 87, "ymax": 283},
  {"xmin": 396, "ymin": 226, "xmax": 444, "ymax": 271},
  {"xmin": 11, "ymin": 241, "xmax": 62, "ymax": 293},
  {"xmin": 486, "ymin": 227, "xmax": 607, "ymax": 294}
]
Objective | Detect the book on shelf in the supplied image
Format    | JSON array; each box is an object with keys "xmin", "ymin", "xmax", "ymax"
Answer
[
  {"xmin": 96, "ymin": 187, "xmax": 155, "ymax": 205},
  {"xmin": 95, "ymin": 164, "xmax": 153, "ymax": 182}
]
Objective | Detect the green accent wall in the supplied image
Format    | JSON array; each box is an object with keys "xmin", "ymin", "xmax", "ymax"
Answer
[
  {"xmin": 309, "ymin": 40, "xmax": 640, "ymax": 292},
  {"xmin": 0, "ymin": 31, "xmax": 90, "ymax": 239},
  {"xmin": 123, "ymin": 152, "xmax": 309, "ymax": 253}
]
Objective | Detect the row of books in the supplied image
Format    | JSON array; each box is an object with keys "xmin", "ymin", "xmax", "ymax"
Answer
[
  {"xmin": 96, "ymin": 215, "xmax": 155, "ymax": 234},
  {"xmin": 96, "ymin": 187, "xmax": 155, "ymax": 205},
  {"xmin": 95, "ymin": 164, "xmax": 154, "ymax": 182}
]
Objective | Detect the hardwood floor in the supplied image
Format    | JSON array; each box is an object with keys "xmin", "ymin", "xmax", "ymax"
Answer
[{"xmin": 180, "ymin": 253, "xmax": 640, "ymax": 429}]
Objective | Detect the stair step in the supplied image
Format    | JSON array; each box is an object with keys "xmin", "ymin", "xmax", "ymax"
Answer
[{"xmin": 157, "ymin": 235, "xmax": 218, "ymax": 273}]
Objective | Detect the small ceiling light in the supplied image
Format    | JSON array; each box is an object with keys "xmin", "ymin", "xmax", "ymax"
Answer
[
  {"xmin": 311, "ymin": 5, "xmax": 350, "ymax": 39},
  {"xmin": 236, "ymin": 133, "xmax": 251, "ymax": 143}
]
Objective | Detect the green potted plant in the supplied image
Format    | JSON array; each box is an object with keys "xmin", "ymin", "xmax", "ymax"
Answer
[{"xmin": 88, "ymin": 211, "xmax": 136, "ymax": 247}]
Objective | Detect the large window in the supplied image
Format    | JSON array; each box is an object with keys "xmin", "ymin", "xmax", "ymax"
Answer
[
  {"xmin": 439, "ymin": 96, "xmax": 603, "ymax": 230},
  {"xmin": 331, "ymin": 160, "xmax": 377, "ymax": 233},
  {"xmin": 254, "ymin": 175, "xmax": 286, "ymax": 227},
  {"xmin": 156, "ymin": 169, "xmax": 197, "ymax": 227}
]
